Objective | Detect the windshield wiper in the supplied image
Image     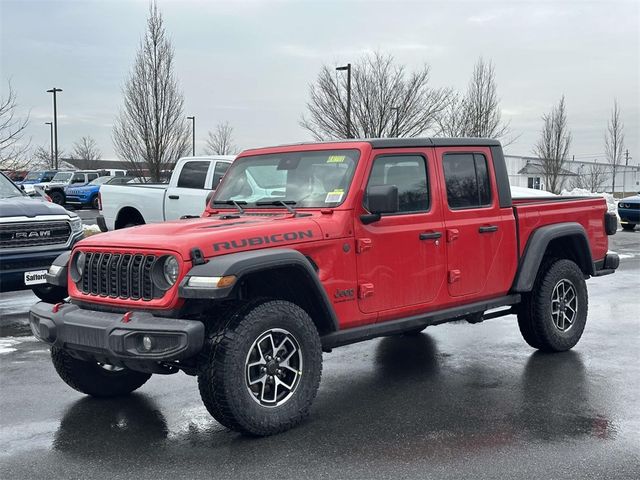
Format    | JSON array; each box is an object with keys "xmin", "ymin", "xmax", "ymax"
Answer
[
  {"xmin": 255, "ymin": 200, "xmax": 299, "ymax": 216},
  {"xmin": 212, "ymin": 200, "xmax": 247, "ymax": 214}
]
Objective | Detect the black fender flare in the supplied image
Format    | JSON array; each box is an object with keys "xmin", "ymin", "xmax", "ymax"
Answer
[
  {"xmin": 512, "ymin": 222, "xmax": 594, "ymax": 292},
  {"xmin": 178, "ymin": 248, "xmax": 339, "ymax": 333}
]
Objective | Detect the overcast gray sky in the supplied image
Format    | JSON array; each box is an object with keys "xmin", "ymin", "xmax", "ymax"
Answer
[{"xmin": 1, "ymin": 0, "xmax": 638, "ymax": 162}]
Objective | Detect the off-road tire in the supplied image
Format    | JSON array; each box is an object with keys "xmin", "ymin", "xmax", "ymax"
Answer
[
  {"xmin": 32, "ymin": 284, "xmax": 68, "ymax": 303},
  {"xmin": 197, "ymin": 299, "xmax": 322, "ymax": 436},
  {"xmin": 621, "ymin": 223, "xmax": 636, "ymax": 231},
  {"xmin": 517, "ymin": 258, "xmax": 588, "ymax": 352},
  {"xmin": 49, "ymin": 190, "xmax": 65, "ymax": 205},
  {"xmin": 51, "ymin": 347, "xmax": 151, "ymax": 397},
  {"xmin": 91, "ymin": 195, "xmax": 100, "ymax": 210}
]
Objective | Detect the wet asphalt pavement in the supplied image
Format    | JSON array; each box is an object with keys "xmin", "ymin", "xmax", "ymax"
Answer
[{"xmin": 1, "ymin": 230, "xmax": 639, "ymax": 479}]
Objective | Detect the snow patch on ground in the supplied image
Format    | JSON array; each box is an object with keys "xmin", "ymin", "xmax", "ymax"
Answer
[
  {"xmin": 83, "ymin": 224, "xmax": 102, "ymax": 237},
  {"xmin": 0, "ymin": 336, "xmax": 38, "ymax": 355}
]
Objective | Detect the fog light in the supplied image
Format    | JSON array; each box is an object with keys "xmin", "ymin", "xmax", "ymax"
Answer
[{"xmin": 142, "ymin": 335, "xmax": 153, "ymax": 352}]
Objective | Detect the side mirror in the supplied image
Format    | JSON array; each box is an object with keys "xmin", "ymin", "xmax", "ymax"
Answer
[
  {"xmin": 20, "ymin": 184, "xmax": 25, "ymax": 191},
  {"xmin": 360, "ymin": 185, "xmax": 398, "ymax": 224}
]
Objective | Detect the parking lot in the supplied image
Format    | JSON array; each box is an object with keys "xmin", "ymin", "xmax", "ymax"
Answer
[{"xmin": 0, "ymin": 226, "xmax": 638, "ymax": 480}]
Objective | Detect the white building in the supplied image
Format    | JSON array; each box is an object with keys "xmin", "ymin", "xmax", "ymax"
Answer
[{"xmin": 505, "ymin": 154, "xmax": 640, "ymax": 195}]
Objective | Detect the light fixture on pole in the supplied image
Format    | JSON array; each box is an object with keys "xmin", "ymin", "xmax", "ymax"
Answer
[
  {"xmin": 336, "ymin": 64, "xmax": 352, "ymax": 138},
  {"xmin": 46, "ymin": 88, "xmax": 62, "ymax": 169},
  {"xmin": 187, "ymin": 116, "xmax": 196, "ymax": 156}
]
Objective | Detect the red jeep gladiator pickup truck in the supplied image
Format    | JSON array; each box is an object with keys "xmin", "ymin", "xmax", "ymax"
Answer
[{"xmin": 30, "ymin": 138, "xmax": 619, "ymax": 436}]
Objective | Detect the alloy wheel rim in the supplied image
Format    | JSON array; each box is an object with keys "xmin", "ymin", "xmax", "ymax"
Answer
[
  {"xmin": 98, "ymin": 363, "xmax": 125, "ymax": 372},
  {"xmin": 245, "ymin": 328, "xmax": 302, "ymax": 407},
  {"xmin": 551, "ymin": 279, "xmax": 578, "ymax": 332}
]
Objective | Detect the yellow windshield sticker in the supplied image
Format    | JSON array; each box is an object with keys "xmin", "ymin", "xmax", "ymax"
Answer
[
  {"xmin": 327, "ymin": 155, "xmax": 346, "ymax": 163},
  {"xmin": 325, "ymin": 189, "xmax": 344, "ymax": 203}
]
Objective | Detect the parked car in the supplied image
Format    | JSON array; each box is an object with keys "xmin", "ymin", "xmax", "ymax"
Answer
[
  {"xmin": 34, "ymin": 170, "xmax": 102, "ymax": 205},
  {"xmin": 617, "ymin": 193, "xmax": 640, "ymax": 231},
  {"xmin": 29, "ymin": 138, "xmax": 618, "ymax": 436},
  {"xmin": 97, "ymin": 155, "xmax": 233, "ymax": 230},
  {"xmin": 0, "ymin": 172, "xmax": 83, "ymax": 301},
  {"xmin": 17, "ymin": 169, "xmax": 58, "ymax": 195},
  {"xmin": 65, "ymin": 176, "xmax": 136, "ymax": 209}
]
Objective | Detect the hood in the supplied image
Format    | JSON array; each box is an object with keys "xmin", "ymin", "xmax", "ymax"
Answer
[
  {"xmin": 620, "ymin": 194, "xmax": 640, "ymax": 203},
  {"xmin": 0, "ymin": 196, "xmax": 73, "ymax": 218},
  {"xmin": 77, "ymin": 213, "xmax": 324, "ymax": 260}
]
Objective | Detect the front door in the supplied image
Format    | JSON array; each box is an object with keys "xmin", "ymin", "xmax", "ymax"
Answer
[{"xmin": 354, "ymin": 150, "xmax": 446, "ymax": 314}]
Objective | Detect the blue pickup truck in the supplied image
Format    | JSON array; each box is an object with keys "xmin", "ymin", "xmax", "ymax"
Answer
[
  {"xmin": 65, "ymin": 175, "xmax": 134, "ymax": 209},
  {"xmin": 0, "ymin": 172, "xmax": 84, "ymax": 302}
]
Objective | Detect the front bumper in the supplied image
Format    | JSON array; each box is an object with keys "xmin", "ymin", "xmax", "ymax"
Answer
[
  {"xmin": 618, "ymin": 208, "xmax": 640, "ymax": 224},
  {"xmin": 29, "ymin": 302, "xmax": 205, "ymax": 373}
]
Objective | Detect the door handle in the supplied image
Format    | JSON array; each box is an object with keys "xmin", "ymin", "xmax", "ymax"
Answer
[
  {"xmin": 168, "ymin": 195, "xmax": 179, "ymax": 200},
  {"xmin": 419, "ymin": 232, "xmax": 442, "ymax": 240},
  {"xmin": 479, "ymin": 225, "xmax": 498, "ymax": 233}
]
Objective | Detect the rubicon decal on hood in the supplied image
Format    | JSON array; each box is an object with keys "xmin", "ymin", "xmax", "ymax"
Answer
[{"xmin": 213, "ymin": 230, "xmax": 314, "ymax": 251}]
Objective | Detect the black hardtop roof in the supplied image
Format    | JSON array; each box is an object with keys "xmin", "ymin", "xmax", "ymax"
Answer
[{"xmin": 248, "ymin": 137, "xmax": 502, "ymax": 152}]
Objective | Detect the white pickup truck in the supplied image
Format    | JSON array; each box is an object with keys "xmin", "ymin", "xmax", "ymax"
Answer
[{"xmin": 97, "ymin": 156, "xmax": 234, "ymax": 231}]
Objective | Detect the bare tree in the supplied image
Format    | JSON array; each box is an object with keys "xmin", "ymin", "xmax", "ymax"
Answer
[
  {"xmin": 70, "ymin": 136, "xmax": 102, "ymax": 169},
  {"xmin": 604, "ymin": 99, "xmax": 624, "ymax": 195},
  {"xmin": 533, "ymin": 95, "xmax": 572, "ymax": 194},
  {"xmin": 112, "ymin": 2, "xmax": 190, "ymax": 182},
  {"xmin": 205, "ymin": 122, "xmax": 238, "ymax": 155},
  {"xmin": 571, "ymin": 163, "xmax": 609, "ymax": 192},
  {"xmin": 436, "ymin": 57, "xmax": 511, "ymax": 141},
  {"xmin": 0, "ymin": 81, "xmax": 31, "ymax": 171},
  {"xmin": 300, "ymin": 52, "xmax": 450, "ymax": 140}
]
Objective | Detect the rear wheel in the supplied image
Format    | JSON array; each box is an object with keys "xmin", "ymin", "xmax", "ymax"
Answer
[
  {"xmin": 197, "ymin": 299, "xmax": 322, "ymax": 436},
  {"xmin": 51, "ymin": 347, "xmax": 151, "ymax": 397},
  {"xmin": 621, "ymin": 223, "xmax": 636, "ymax": 231},
  {"xmin": 517, "ymin": 258, "xmax": 588, "ymax": 352}
]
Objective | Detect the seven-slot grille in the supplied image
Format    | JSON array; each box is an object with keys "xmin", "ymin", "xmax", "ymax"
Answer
[
  {"xmin": 80, "ymin": 252, "xmax": 159, "ymax": 300},
  {"xmin": 0, "ymin": 221, "xmax": 71, "ymax": 249}
]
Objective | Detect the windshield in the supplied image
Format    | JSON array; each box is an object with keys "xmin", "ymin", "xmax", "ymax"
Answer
[
  {"xmin": 0, "ymin": 173, "xmax": 24, "ymax": 199},
  {"xmin": 89, "ymin": 176, "xmax": 112, "ymax": 185},
  {"xmin": 212, "ymin": 149, "xmax": 359, "ymax": 208},
  {"xmin": 51, "ymin": 172, "xmax": 73, "ymax": 183},
  {"xmin": 24, "ymin": 171, "xmax": 44, "ymax": 181}
]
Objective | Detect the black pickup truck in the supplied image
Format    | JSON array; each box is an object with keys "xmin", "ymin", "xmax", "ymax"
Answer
[{"xmin": 0, "ymin": 172, "xmax": 84, "ymax": 301}]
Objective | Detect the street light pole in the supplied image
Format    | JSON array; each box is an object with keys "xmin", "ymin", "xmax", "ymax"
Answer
[
  {"xmin": 187, "ymin": 116, "xmax": 196, "ymax": 156},
  {"xmin": 46, "ymin": 88, "xmax": 62, "ymax": 169},
  {"xmin": 336, "ymin": 64, "xmax": 351, "ymax": 138},
  {"xmin": 45, "ymin": 122, "xmax": 53, "ymax": 168}
]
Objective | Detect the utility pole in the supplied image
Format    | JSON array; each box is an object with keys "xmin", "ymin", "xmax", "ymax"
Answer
[
  {"xmin": 336, "ymin": 64, "xmax": 351, "ymax": 138},
  {"xmin": 623, "ymin": 149, "xmax": 631, "ymax": 196},
  {"xmin": 46, "ymin": 88, "xmax": 62, "ymax": 169},
  {"xmin": 45, "ymin": 122, "xmax": 53, "ymax": 168},
  {"xmin": 187, "ymin": 116, "xmax": 196, "ymax": 156}
]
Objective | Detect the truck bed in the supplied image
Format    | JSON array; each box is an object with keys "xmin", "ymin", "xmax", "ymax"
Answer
[{"xmin": 513, "ymin": 196, "xmax": 608, "ymax": 261}]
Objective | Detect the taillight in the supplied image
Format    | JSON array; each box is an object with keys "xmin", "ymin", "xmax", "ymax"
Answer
[{"xmin": 97, "ymin": 192, "xmax": 102, "ymax": 210}]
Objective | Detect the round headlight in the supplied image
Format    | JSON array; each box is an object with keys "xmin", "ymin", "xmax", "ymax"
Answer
[
  {"xmin": 75, "ymin": 251, "xmax": 86, "ymax": 276},
  {"xmin": 163, "ymin": 256, "xmax": 180, "ymax": 286}
]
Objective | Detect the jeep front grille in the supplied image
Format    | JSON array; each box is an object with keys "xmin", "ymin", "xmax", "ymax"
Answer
[
  {"xmin": 0, "ymin": 221, "xmax": 71, "ymax": 249},
  {"xmin": 80, "ymin": 252, "xmax": 159, "ymax": 301}
]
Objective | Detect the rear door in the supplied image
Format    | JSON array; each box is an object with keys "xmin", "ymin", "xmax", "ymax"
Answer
[
  {"xmin": 164, "ymin": 160, "xmax": 213, "ymax": 220},
  {"xmin": 354, "ymin": 149, "xmax": 446, "ymax": 314},
  {"xmin": 435, "ymin": 147, "xmax": 509, "ymax": 298}
]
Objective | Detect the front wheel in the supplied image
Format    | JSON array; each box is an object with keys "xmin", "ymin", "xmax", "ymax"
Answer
[
  {"xmin": 49, "ymin": 191, "xmax": 64, "ymax": 205},
  {"xmin": 51, "ymin": 347, "xmax": 151, "ymax": 397},
  {"xmin": 32, "ymin": 284, "xmax": 68, "ymax": 303},
  {"xmin": 517, "ymin": 258, "xmax": 588, "ymax": 352},
  {"xmin": 197, "ymin": 299, "xmax": 322, "ymax": 436},
  {"xmin": 621, "ymin": 223, "xmax": 636, "ymax": 231},
  {"xmin": 91, "ymin": 195, "xmax": 100, "ymax": 210}
]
